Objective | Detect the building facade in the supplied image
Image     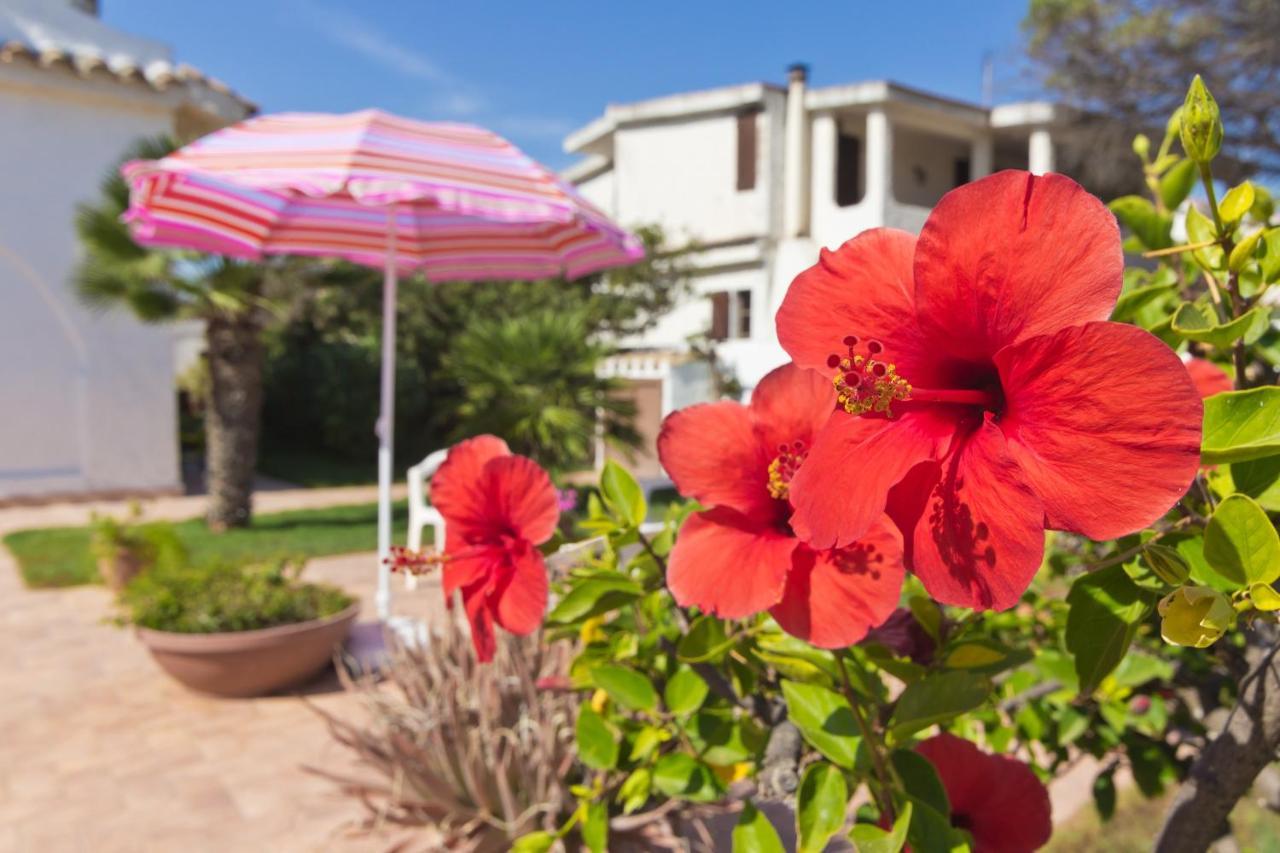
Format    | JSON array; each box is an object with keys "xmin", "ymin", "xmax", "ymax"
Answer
[
  {"xmin": 0, "ymin": 0, "xmax": 252, "ymax": 501},
  {"xmin": 564, "ymin": 67, "xmax": 1068, "ymax": 477}
]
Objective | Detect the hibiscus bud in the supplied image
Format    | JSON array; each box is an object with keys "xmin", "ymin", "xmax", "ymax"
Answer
[
  {"xmin": 1132, "ymin": 134, "xmax": 1150, "ymax": 160},
  {"xmin": 1158, "ymin": 586, "xmax": 1235, "ymax": 648},
  {"xmin": 1142, "ymin": 543, "xmax": 1191, "ymax": 586},
  {"xmin": 1179, "ymin": 75, "xmax": 1223, "ymax": 163},
  {"xmin": 1129, "ymin": 695, "xmax": 1152, "ymax": 715}
]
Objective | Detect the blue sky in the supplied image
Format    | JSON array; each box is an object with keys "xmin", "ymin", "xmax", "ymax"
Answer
[{"xmin": 105, "ymin": 0, "xmax": 1036, "ymax": 169}]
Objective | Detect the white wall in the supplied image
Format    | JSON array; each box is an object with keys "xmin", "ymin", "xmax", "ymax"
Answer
[
  {"xmin": 612, "ymin": 108, "xmax": 776, "ymax": 245},
  {"xmin": 0, "ymin": 74, "xmax": 182, "ymax": 498}
]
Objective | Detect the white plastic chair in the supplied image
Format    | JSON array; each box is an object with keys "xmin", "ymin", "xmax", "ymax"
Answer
[{"xmin": 406, "ymin": 448, "xmax": 449, "ymax": 552}]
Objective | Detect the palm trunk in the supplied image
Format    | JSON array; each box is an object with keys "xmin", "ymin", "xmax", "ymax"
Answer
[{"xmin": 204, "ymin": 314, "xmax": 264, "ymax": 531}]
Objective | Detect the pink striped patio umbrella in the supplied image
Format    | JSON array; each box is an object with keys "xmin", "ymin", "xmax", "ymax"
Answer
[{"xmin": 121, "ymin": 109, "xmax": 644, "ymax": 620}]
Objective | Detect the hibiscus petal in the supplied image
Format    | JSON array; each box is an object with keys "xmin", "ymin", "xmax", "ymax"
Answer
[
  {"xmin": 667, "ymin": 507, "xmax": 796, "ymax": 619},
  {"xmin": 788, "ymin": 408, "xmax": 957, "ymax": 550},
  {"xmin": 441, "ymin": 549, "xmax": 493, "ymax": 601},
  {"xmin": 460, "ymin": 580, "xmax": 497, "ymax": 662},
  {"xmin": 749, "ymin": 363, "xmax": 837, "ymax": 453},
  {"xmin": 995, "ymin": 321, "xmax": 1203, "ymax": 540},
  {"xmin": 769, "ymin": 518, "xmax": 905, "ymax": 648},
  {"xmin": 909, "ymin": 421, "xmax": 1045, "ymax": 611},
  {"xmin": 916, "ymin": 733, "xmax": 1052, "ymax": 853},
  {"xmin": 658, "ymin": 401, "xmax": 774, "ymax": 519},
  {"xmin": 491, "ymin": 546, "xmax": 549, "ymax": 635},
  {"xmin": 431, "ymin": 435, "xmax": 511, "ymax": 537},
  {"xmin": 777, "ymin": 229, "xmax": 946, "ymax": 385},
  {"xmin": 482, "ymin": 455, "xmax": 560, "ymax": 545},
  {"xmin": 914, "ymin": 171, "xmax": 1122, "ymax": 361},
  {"xmin": 1186, "ymin": 357, "xmax": 1233, "ymax": 398}
]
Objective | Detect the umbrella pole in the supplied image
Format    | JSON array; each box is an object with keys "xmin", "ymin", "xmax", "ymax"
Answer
[{"xmin": 376, "ymin": 207, "xmax": 398, "ymax": 622}]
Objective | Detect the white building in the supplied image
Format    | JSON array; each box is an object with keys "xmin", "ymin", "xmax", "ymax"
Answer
[
  {"xmin": 565, "ymin": 66, "xmax": 1068, "ymax": 480},
  {"xmin": 0, "ymin": 0, "xmax": 251, "ymax": 501}
]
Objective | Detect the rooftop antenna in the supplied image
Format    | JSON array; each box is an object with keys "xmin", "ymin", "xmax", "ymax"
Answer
[{"xmin": 981, "ymin": 51, "xmax": 994, "ymax": 107}]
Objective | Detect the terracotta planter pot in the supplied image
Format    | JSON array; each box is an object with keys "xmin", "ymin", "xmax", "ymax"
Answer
[{"xmin": 136, "ymin": 603, "xmax": 360, "ymax": 697}]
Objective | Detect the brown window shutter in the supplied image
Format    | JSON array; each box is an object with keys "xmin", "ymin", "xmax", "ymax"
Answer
[
  {"xmin": 736, "ymin": 290, "xmax": 752, "ymax": 338},
  {"xmin": 835, "ymin": 132, "xmax": 861, "ymax": 207},
  {"xmin": 736, "ymin": 111, "xmax": 757, "ymax": 191},
  {"xmin": 709, "ymin": 291, "xmax": 730, "ymax": 340}
]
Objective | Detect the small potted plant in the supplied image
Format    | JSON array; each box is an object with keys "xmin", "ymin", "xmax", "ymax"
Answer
[{"xmin": 116, "ymin": 557, "xmax": 359, "ymax": 697}]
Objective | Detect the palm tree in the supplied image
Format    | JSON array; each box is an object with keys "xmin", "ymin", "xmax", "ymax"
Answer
[
  {"xmin": 442, "ymin": 307, "xmax": 640, "ymax": 474},
  {"xmin": 74, "ymin": 137, "xmax": 278, "ymax": 530}
]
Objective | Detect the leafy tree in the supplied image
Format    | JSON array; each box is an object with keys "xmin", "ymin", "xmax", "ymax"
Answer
[
  {"xmin": 1024, "ymin": 0, "xmax": 1280, "ymax": 190},
  {"xmin": 443, "ymin": 308, "xmax": 639, "ymax": 473},
  {"xmin": 73, "ymin": 137, "xmax": 325, "ymax": 529},
  {"xmin": 260, "ymin": 226, "xmax": 690, "ymax": 477}
]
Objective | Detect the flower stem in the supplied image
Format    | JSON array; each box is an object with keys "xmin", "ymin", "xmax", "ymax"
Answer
[{"xmin": 836, "ymin": 653, "xmax": 896, "ymax": 822}]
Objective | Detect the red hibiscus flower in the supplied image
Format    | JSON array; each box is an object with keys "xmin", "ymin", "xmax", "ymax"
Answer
[
  {"xmin": 1186, "ymin": 357, "xmax": 1232, "ymax": 398},
  {"xmin": 915, "ymin": 733, "xmax": 1052, "ymax": 852},
  {"xmin": 777, "ymin": 170, "xmax": 1202, "ymax": 611},
  {"xmin": 430, "ymin": 435, "xmax": 559, "ymax": 662},
  {"xmin": 657, "ymin": 364, "xmax": 904, "ymax": 648}
]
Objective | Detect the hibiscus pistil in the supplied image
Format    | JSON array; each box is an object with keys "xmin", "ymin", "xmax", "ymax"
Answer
[{"xmin": 766, "ymin": 441, "xmax": 807, "ymax": 500}]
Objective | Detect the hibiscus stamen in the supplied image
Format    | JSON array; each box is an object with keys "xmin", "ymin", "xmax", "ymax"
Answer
[
  {"xmin": 767, "ymin": 441, "xmax": 807, "ymax": 500},
  {"xmin": 827, "ymin": 338, "xmax": 912, "ymax": 417},
  {"xmin": 385, "ymin": 545, "xmax": 447, "ymax": 575}
]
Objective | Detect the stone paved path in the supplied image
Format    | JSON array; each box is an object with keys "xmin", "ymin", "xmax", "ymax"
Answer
[
  {"xmin": 0, "ymin": 489, "xmax": 1101, "ymax": 850},
  {"xmin": 0, "ymin": 488, "xmax": 436, "ymax": 853}
]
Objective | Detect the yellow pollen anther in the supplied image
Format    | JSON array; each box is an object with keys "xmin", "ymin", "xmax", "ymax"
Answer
[
  {"xmin": 767, "ymin": 444, "xmax": 806, "ymax": 500},
  {"xmin": 828, "ymin": 339, "xmax": 913, "ymax": 417}
]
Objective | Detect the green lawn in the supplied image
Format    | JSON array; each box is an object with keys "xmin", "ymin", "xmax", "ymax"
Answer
[{"xmin": 4, "ymin": 500, "xmax": 409, "ymax": 589}]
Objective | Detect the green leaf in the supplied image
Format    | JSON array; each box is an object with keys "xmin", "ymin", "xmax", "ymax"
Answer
[
  {"xmin": 1220, "ymin": 182, "xmax": 1256, "ymax": 224},
  {"xmin": 664, "ymin": 665, "xmax": 710, "ymax": 716},
  {"xmin": 677, "ymin": 615, "xmax": 734, "ymax": 663},
  {"xmin": 1065, "ymin": 564, "xmax": 1158, "ymax": 697},
  {"xmin": 1203, "ymin": 494, "xmax": 1280, "ymax": 586},
  {"xmin": 1142, "ymin": 543, "xmax": 1191, "ymax": 586},
  {"xmin": 617, "ymin": 767, "xmax": 652, "ymax": 814},
  {"xmin": 891, "ymin": 751, "xmax": 967, "ymax": 852},
  {"xmin": 889, "ymin": 670, "xmax": 991, "ymax": 739},
  {"xmin": 1109, "ymin": 196, "xmax": 1172, "ymax": 250},
  {"xmin": 1170, "ymin": 302, "xmax": 1270, "ymax": 349},
  {"xmin": 1111, "ymin": 280, "xmax": 1177, "ymax": 322},
  {"xmin": 1260, "ymin": 229, "xmax": 1280, "ymax": 284},
  {"xmin": 1249, "ymin": 583, "xmax": 1280, "ymax": 611},
  {"xmin": 733, "ymin": 800, "xmax": 785, "ymax": 853},
  {"xmin": 581, "ymin": 800, "xmax": 608, "ymax": 853},
  {"xmin": 849, "ymin": 802, "xmax": 912, "ymax": 853},
  {"xmin": 1185, "ymin": 205, "xmax": 1224, "ymax": 269},
  {"xmin": 546, "ymin": 575, "xmax": 642, "ymax": 624},
  {"xmin": 797, "ymin": 762, "xmax": 848, "ymax": 853},
  {"xmin": 907, "ymin": 595, "xmax": 942, "ymax": 640},
  {"xmin": 941, "ymin": 639, "xmax": 1031, "ymax": 675},
  {"xmin": 652, "ymin": 753, "xmax": 723, "ymax": 803},
  {"xmin": 1160, "ymin": 158, "xmax": 1198, "ymax": 210},
  {"xmin": 511, "ymin": 831, "xmax": 557, "ymax": 853},
  {"xmin": 591, "ymin": 664, "xmax": 658, "ymax": 711},
  {"xmin": 780, "ymin": 680, "xmax": 861, "ymax": 769},
  {"xmin": 1093, "ymin": 768, "xmax": 1117, "ymax": 821},
  {"xmin": 600, "ymin": 460, "xmax": 646, "ymax": 527},
  {"xmin": 1229, "ymin": 229, "xmax": 1266, "ymax": 274},
  {"xmin": 576, "ymin": 707, "xmax": 618, "ymax": 770},
  {"xmin": 693, "ymin": 710, "xmax": 764, "ymax": 765},
  {"xmin": 1202, "ymin": 387, "xmax": 1280, "ymax": 464},
  {"xmin": 1231, "ymin": 451, "xmax": 1280, "ymax": 511},
  {"xmin": 628, "ymin": 725, "xmax": 670, "ymax": 762}
]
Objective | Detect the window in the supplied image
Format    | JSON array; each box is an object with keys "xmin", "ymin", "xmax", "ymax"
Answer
[
  {"xmin": 953, "ymin": 157, "xmax": 971, "ymax": 188},
  {"xmin": 736, "ymin": 290, "xmax": 752, "ymax": 338},
  {"xmin": 709, "ymin": 291, "xmax": 730, "ymax": 341},
  {"xmin": 736, "ymin": 110, "xmax": 758, "ymax": 191},
  {"xmin": 708, "ymin": 290, "xmax": 753, "ymax": 341},
  {"xmin": 835, "ymin": 132, "xmax": 861, "ymax": 207}
]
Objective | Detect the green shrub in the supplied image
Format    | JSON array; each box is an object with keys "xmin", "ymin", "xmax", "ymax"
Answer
[{"xmin": 117, "ymin": 558, "xmax": 354, "ymax": 634}]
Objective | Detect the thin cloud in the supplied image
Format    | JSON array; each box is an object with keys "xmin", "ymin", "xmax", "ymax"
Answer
[{"xmin": 295, "ymin": 0, "xmax": 449, "ymax": 83}]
